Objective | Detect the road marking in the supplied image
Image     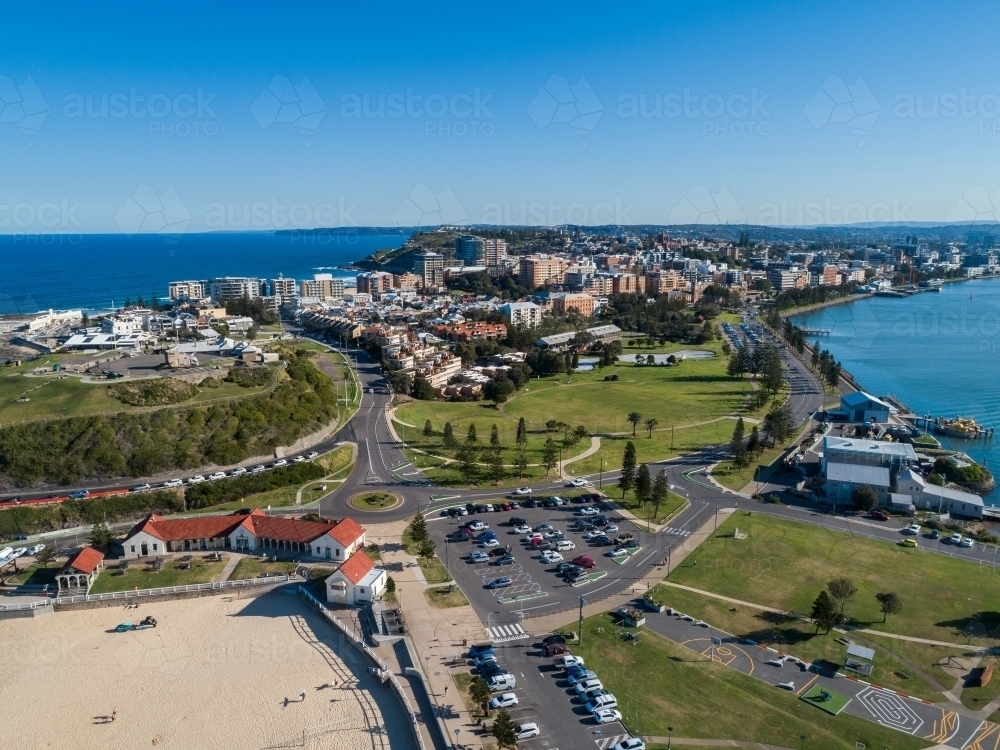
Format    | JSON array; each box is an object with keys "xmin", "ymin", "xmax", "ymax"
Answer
[
  {"xmin": 487, "ymin": 623, "xmax": 530, "ymax": 642},
  {"xmin": 925, "ymin": 710, "xmax": 960, "ymax": 745},
  {"xmin": 662, "ymin": 527, "xmax": 691, "ymax": 537},
  {"xmin": 595, "ymin": 735, "xmax": 628, "ymax": 749},
  {"xmin": 856, "ymin": 686, "xmax": 924, "ymax": 734}
]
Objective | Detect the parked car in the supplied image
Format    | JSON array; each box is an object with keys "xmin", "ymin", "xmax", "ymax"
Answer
[
  {"xmin": 610, "ymin": 739, "xmax": 646, "ymax": 750},
  {"xmin": 566, "ymin": 478, "xmax": 589, "ymax": 487},
  {"xmin": 608, "ymin": 548, "xmax": 628, "ymax": 558},
  {"xmin": 27, "ymin": 544, "xmax": 44, "ymax": 555},
  {"xmin": 929, "ymin": 528, "xmax": 941, "ymax": 539},
  {"xmin": 208, "ymin": 472, "xmax": 227, "ymax": 481},
  {"xmin": 11, "ymin": 547, "xmax": 27, "ymax": 558},
  {"xmin": 567, "ymin": 669, "xmax": 598, "ymax": 686},
  {"xmin": 961, "ymin": 537, "xmax": 975, "ymax": 548},
  {"xmin": 574, "ymin": 678, "xmax": 604, "ymax": 695},
  {"xmin": 593, "ymin": 708, "xmax": 623, "ymax": 724},
  {"xmin": 494, "ymin": 555, "xmax": 516, "ymax": 565},
  {"xmin": 513, "ymin": 525, "xmax": 531, "ymax": 534},
  {"xmin": 306, "ymin": 451, "xmax": 319, "ymax": 459},
  {"xmin": 271, "ymin": 459, "xmax": 288, "ymax": 468},
  {"xmin": 522, "ymin": 498, "xmax": 538, "ymax": 508},
  {"xmin": 556, "ymin": 540, "xmax": 577, "ymax": 551},
  {"xmin": 534, "ymin": 524, "xmax": 553, "ymax": 532},
  {"xmin": 467, "ymin": 521, "xmax": 488, "ymax": 531},
  {"xmin": 870, "ymin": 510, "xmax": 890, "ymax": 521},
  {"xmin": 487, "ymin": 673, "xmax": 516, "ymax": 691},
  {"xmin": 541, "ymin": 550, "xmax": 564, "ymax": 564},
  {"xmin": 187, "ymin": 475, "xmax": 205, "ymax": 485},
  {"xmin": 513, "ymin": 487, "xmax": 532, "ymax": 495},
  {"xmin": 292, "ymin": 455, "xmax": 305, "ymax": 463},
  {"xmin": 542, "ymin": 633, "xmax": 567, "ymax": 645},
  {"xmin": 573, "ymin": 555, "xmax": 597, "ymax": 568},
  {"xmin": 950, "ymin": 533, "xmax": 963, "ymax": 544},
  {"xmin": 509, "ymin": 516, "xmax": 527, "ymax": 527},
  {"xmin": 470, "ymin": 551, "xmax": 488, "ymax": 563},
  {"xmin": 131, "ymin": 483, "xmax": 151, "ymax": 493},
  {"xmin": 230, "ymin": 467, "xmax": 247, "ymax": 476},
  {"xmin": 480, "ymin": 539, "xmax": 500, "ymax": 548},
  {"xmin": 545, "ymin": 643, "xmax": 570, "ymax": 656},
  {"xmin": 904, "ymin": 524, "xmax": 921, "ymax": 535},
  {"xmin": 487, "ymin": 577, "xmax": 512, "ymax": 589},
  {"xmin": 489, "ymin": 692, "xmax": 518, "ymax": 709},
  {"xmin": 468, "ymin": 644, "xmax": 495, "ymax": 658},
  {"xmin": 585, "ymin": 693, "xmax": 618, "ymax": 712},
  {"xmin": 515, "ymin": 723, "xmax": 540, "ymax": 740},
  {"xmin": 69, "ymin": 489, "xmax": 90, "ymax": 499},
  {"xmin": 251, "ymin": 465, "xmax": 266, "ymax": 474},
  {"xmin": 557, "ymin": 654, "xmax": 584, "ymax": 669}
]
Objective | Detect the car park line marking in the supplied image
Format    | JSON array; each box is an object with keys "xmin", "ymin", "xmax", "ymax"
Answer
[{"xmin": 595, "ymin": 735, "xmax": 628, "ymax": 749}]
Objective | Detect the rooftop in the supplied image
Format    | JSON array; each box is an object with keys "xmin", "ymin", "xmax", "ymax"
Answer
[{"xmin": 823, "ymin": 436, "xmax": 917, "ymax": 460}]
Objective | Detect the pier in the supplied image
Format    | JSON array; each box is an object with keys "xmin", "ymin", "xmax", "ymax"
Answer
[
  {"xmin": 911, "ymin": 415, "xmax": 995, "ymax": 439},
  {"xmin": 799, "ymin": 327, "xmax": 830, "ymax": 336}
]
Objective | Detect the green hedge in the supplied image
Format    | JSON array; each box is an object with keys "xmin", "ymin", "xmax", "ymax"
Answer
[
  {"xmin": 185, "ymin": 462, "xmax": 326, "ymax": 509},
  {"xmin": 0, "ymin": 490, "xmax": 184, "ymax": 540},
  {"xmin": 0, "ymin": 354, "xmax": 337, "ymax": 487}
]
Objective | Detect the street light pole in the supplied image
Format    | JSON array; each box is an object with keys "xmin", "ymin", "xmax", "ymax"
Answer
[
  {"xmin": 578, "ymin": 595, "xmax": 586, "ymax": 645},
  {"xmin": 668, "ymin": 726, "xmax": 673, "ymax": 750}
]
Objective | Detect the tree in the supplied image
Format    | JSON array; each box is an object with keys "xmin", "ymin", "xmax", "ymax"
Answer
[
  {"xmin": 34, "ymin": 544, "xmax": 56, "ymax": 568},
  {"xmin": 619, "ymin": 441, "xmax": 637, "ymax": 498},
  {"xmin": 764, "ymin": 401, "xmax": 794, "ymax": 443},
  {"xmin": 730, "ymin": 417, "xmax": 746, "ymax": 468},
  {"xmin": 89, "ymin": 521, "xmax": 114, "ymax": 552},
  {"xmin": 644, "ymin": 417, "xmax": 659, "ymax": 438},
  {"xmin": 385, "ymin": 576, "xmax": 396, "ymax": 597},
  {"xmin": 412, "ymin": 377, "xmax": 435, "ymax": 400},
  {"xmin": 487, "ymin": 448, "xmax": 506, "ymax": 483},
  {"xmin": 875, "ymin": 591, "xmax": 903, "ymax": 623},
  {"xmin": 542, "ymin": 438, "xmax": 559, "ymax": 475},
  {"xmin": 635, "ymin": 463, "xmax": 652, "ymax": 504},
  {"xmin": 516, "ymin": 417, "xmax": 527, "ymax": 449},
  {"xmin": 827, "ymin": 577, "xmax": 858, "ymax": 619},
  {"xmin": 627, "ymin": 412, "xmax": 643, "ymax": 436},
  {"xmin": 492, "ymin": 708, "xmax": 518, "ymax": 749},
  {"xmin": 443, "ymin": 422, "xmax": 457, "ymax": 449},
  {"xmin": 851, "ymin": 484, "xmax": 879, "ymax": 512},
  {"xmin": 467, "ymin": 423, "xmax": 478, "ymax": 444},
  {"xmin": 457, "ymin": 444, "xmax": 479, "ymax": 483},
  {"xmin": 469, "ymin": 676, "xmax": 491, "ymax": 713},
  {"xmin": 746, "ymin": 425, "xmax": 760, "ymax": 456},
  {"xmin": 490, "ymin": 424, "xmax": 502, "ymax": 449},
  {"xmin": 811, "ymin": 590, "xmax": 839, "ymax": 633},
  {"xmin": 408, "ymin": 512, "xmax": 429, "ymax": 545},
  {"xmin": 651, "ymin": 469, "xmax": 668, "ymax": 519},
  {"xmin": 423, "ymin": 420, "xmax": 434, "ymax": 441},
  {"xmin": 418, "ymin": 537, "xmax": 436, "ymax": 559},
  {"xmin": 514, "ymin": 447, "xmax": 528, "ymax": 478}
]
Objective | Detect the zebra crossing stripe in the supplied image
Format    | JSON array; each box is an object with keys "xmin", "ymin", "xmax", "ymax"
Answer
[
  {"xmin": 664, "ymin": 527, "xmax": 690, "ymax": 536},
  {"xmin": 596, "ymin": 735, "xmax": 628, "ymax": 749},
  {"xmin": 487, "ymin": 623, "xmax": 530, "ymax": 642}
]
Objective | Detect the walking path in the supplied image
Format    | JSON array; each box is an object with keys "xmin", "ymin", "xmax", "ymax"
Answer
[
  {"xmin": 369, "ymin": 519, "xmax": 490, "ymax": 748},
  {"xmin": 216, "ymin": 552, "xmax": 244, "ymax": 582},
  {"xmin": 643, "ymin": 739, "xmax": 798, "ymax": 750},
  {"xmin": 558, "ymin": 435, "xmax": 601, "ymax": 477},
  {"xmin": 523, "ymin": 509, "xmax": 736, "ymax": 634}
]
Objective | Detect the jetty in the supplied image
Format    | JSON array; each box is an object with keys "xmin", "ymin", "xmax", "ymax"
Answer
[{"xmin": 799, "ymin": 327, "xmax": 830, "ymax": 336}]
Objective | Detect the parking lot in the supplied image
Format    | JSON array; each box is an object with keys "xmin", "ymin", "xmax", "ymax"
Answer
[
  {"xmin": 463, "ymin": 637, "xmax": 636, "ymax": 750},
  {"xmin": 429, "ymin": 492, "xmax": 676, "ymax": 629}
]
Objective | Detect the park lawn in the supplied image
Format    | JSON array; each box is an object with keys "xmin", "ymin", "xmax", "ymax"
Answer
[
  {"xmin": 651, "ymin": 585, "xmax": 945, "ymax": 702},
  {"xmin": 452, "ymin": 671, "xmax": 483, "ymax": 718},
  {"xmin": 570, "ymin": 612, "xmax": 930, "ymax": 750},
  {"xmin": 713, "ymin": 442, "xmax": 785, "ymax": 492},
  {"xmin": 860, "ymin": 633, "xmax": 968, "ymax": 693},
  {"xmin": 418, "ymin": 555, "xmax": 452, "ymax": 583},
  {"xmin": 90, "ymin": 555, "xmax": 229, "ymax": 593},
  {"xmin": 670, "ymin": 512, "xmax": 1000, "ymax": 646},
  {"xmin": 230, "ymin": 558, "xmax": 296, "ymax": 580},
  {"xmin": 6, "ymin": 561, "xmax": 60, "ymax": 586},
  {"xmin": 424, "ymin": 584, "xmax": 469, "ymax": 608},
  {"xmin": 614, "ymin": 489, "xmax": 688, "ymax": 528},
  {"xmin": 959, "ymin": 657, "xmax": 1000, "ymax": 710}
]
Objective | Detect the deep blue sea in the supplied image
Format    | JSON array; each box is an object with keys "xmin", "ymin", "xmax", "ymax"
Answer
[
  {"xmin": 0, "ymin": 231, "xmax": 410, "ymax": 315},
  {"xmin": 792, "ymin": 278, "xmax": 1000, "ymax": 503}
]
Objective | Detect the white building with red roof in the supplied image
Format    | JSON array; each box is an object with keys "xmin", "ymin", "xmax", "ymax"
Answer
[
  {"xmin": 324, "ymin": 550, "xmax": 386, "ymax": 606},
  {"xmin": 121, "ymin": 510, "xmax": 366, "ymax": 562},
  {"xmin": 57, "ymin": 545, "xmax": 105, "ymax": 594}
]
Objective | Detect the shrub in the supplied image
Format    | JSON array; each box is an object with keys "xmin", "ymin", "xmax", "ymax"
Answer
[
  {"xmin": 185, "ymin": 462, "xmax": 325, "ymax": 509},
  {"xmin": 109, "ymin": 378, "xmax": 199, "ymax": 406},
  {"xmin": 0, "ymin": 490, "xmax": 183, "ymax": 540},
  {"xmin": 225, "ymin": 366, "xmax": 273, "ymax": 388}
]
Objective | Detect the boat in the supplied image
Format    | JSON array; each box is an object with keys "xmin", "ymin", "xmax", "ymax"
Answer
[{"xmin": 934, "ymin": 416, "xmax": 983, "ymax": 439}]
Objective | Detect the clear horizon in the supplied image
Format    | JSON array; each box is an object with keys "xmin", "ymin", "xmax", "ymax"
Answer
[{"xmin": 3, "ymin": 2, "xmax": 1000, "ymax": 233}]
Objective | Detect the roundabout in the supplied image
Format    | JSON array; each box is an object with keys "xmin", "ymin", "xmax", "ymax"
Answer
[{"xmin": 347, "ymin": 491, "xmax": 403, "ymax": 512}]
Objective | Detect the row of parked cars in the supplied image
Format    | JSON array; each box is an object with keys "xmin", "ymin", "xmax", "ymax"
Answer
[
  {"xmin": 0, "ymin": 543, "xmax": 44, "ymax": 563},
  {"xmin": 127, "ymin": 452, "xmax": 321, "ymax": 493},
  {"xmin": 467, "ymin": 644, "xmax": 541, "ymax": 740},
  {"xmin": 539, "ymin": 636, "xmax": 645, "ymax": 748}
]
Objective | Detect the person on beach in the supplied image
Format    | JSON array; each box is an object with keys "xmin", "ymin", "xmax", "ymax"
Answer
[{"xmin": 111, "ymin": 708, "xmax": 117, "ymax": 722}]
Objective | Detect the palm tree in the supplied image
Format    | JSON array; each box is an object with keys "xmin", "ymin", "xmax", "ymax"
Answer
[
  {"xmin": 644, "ymin": 417, "xmax": 659, "ymax": 437},
  {"xmin": 627, "ymin": 412, "xmax": 643, "ymax": 436}
]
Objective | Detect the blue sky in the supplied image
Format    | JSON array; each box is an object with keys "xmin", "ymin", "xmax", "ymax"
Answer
[{"xmin": 2, "ymin": 1, "xmax": 1000, "ymax": 231}]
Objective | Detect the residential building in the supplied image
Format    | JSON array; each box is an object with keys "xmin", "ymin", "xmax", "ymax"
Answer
[
  {"xmin": 483, "ymin": 238, "xmax": 508, "ymax": 266},
  {"xmin": 434, "ymin": 322, "xmax": 508, "ymax": 342},
  {"xmin": 455, "ymin": 235, "xmax": 486, "ymax": 265},
  {"xmin": 612, "ymin": 274, "xmax": 639, "ymax": 294},
  {"xmin": 645, "ymin": 270, "xmax": 684, "ymax": 294},
  {"xmin": 393, "ymin": 272, "xmax": 421, "ymax": 290},
  {"xmin": 519, "ymin": 255, "xmax": 567, "ymax": 287},
  {"xmin": 56, "ymin": 546, "xmax": 105, "ymax": 594},
  {"xmin": 299, "ymin": 274, "xmax": 345, "ymax": 301},
  {"xmin": 356, "ymin": 271, "xmax": 394, "ymax": 295},
  {"xmin": 120, "ymin": 510, "xmax": 366, "ymax": 561},
  {"xmin": 840, "ymin": 268, "xmax": 866, "ymax": 284},
  {"xmin": 270, "ymin": 276, "xmax": 297, "ymax": 297},
  {"xmin": 499, "ymin": 301, "xmax": 543, "ymax": 329},
  {"xmin": 168, "ymin": 280, "xmax": 206, "ymax": 301},
  {"xmin": 583, "ymin": 275, "xmax": 614, "ymax": 295},
  {"xmin": 413, "ymin": 251, "xmax": 445, "ymax": 288},
  {"xmin": 766, "ymin": 269, "xmax": 808, "ymax": 291},
  {"xmin": 818, "ymin": 265, "xmax": 840, "ymax": 286},
  {"xmin": 209, "ymin": 277, "xmax": 265, "ymax": 302},
  {"xmin": 325, "ymin": 550, "xmax": 387, "ymax": 605},
  {"xmin": 551, "ymin": 293, "xmax": 595, "ymax": 317},
  {"xmin": 102, "ymin": 315, "xmax": 144, "ymax": 335}
]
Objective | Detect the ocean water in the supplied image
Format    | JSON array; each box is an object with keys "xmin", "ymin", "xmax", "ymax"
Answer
[
  {"xmin": 792, "ymin": 278, "xmax": 1000, "ymax": 502},
  {"xmin": 0, "ymin": 231, "xmax": 410, "ymax": 315}
]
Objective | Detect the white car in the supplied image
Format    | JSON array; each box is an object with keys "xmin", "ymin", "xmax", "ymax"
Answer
[
  {"xmin": 585, "ymin": 693, "xmax": 617, "ymax": 712},
  {"xmin": 566, "ymin": 478, "xmax": 589, "ymax": 487},
  {"xmin": 513, "ymin": 525, "xmax": 531, "ymax": 534},
  {"xmin": 605, "ymin": 525, "xmax": 619, "ymax": 534},
  {"xmin": 187, "ymin": 475, "xmax": 205, "ymax": 484},
  {"xmin": 251, "ymin": 465, "xmax": 266, "ymax": 474},
  {"xmin": 611, "ymin": 739, "xmax": 646, "ymax": 750},
  {"xmin": 480, "ymin": 539, "xmax": 500, "ymax": 548},
  {"xmin": 574, "ymin": 678, "xmax": 603, "ymax": 695},
  {"xmin": 163, "ymin": 478, "xmax": 183, "ymax": 488},
  {"xmin": 28, "ymin": 544, "xmax": 44, "ymax": 555},
  {"xmin": 208, "ymin": 472, "xmax": 227, "ymax": 481},
  {"xmin": 578, "ymin": 507, "xmax": 598, "ymax": 516},
  {"xmin": 470, "ymin": 551, "xmax": 488, "ymax": 563},
  {"xmin": 307, "ymin": 451, "xmax": 319, "ymax": 459},
  {"xmin": 272, "ymin": 459, "xmax": 288, "ymax": 468},
  {"xmin": 556, "ymin": 540, "xmax": 576, "ymax": 551},
  {"xmin": 515, "ymin": 723, "xmax": 540, "ymax": 740},
  {"xmin": 230, "ymin": 467, "xmax": 247, "ymax": 477},
  {"xmin": 905, "ymin": 524, "xmax": 921, "ymax": 535},
  {"xmin": 584, "ymin": 531, "xmax": 602, "ymax": 541},
  {"xmin": 11, "ymin": 547, "xmax": 27, "ymax": 558},
  {"xmin": 488, "ymin": 692, "xmax": 519, "ymax": 709},
  {"xmin": 130, "ymin": 483, "xmax": 151, "ymax": 493},
  {"xmin": 467, "ymin": 521, "xmax": 488, "ymax": 531},
  {"xmin": 513, "ymin": 487, "xmax": 532, "ymax": 495},
  {"xmin": 961, "ymin": 537, "xmax": 975, "ymax": 548},
  {"xmin": 608, "ymin": 548, "xmax": 628, "ymax": 558},
  {"xmin": 950, "ymin": 533, "xmax": 963, "ymax": 544},
  {"xmin": 541, "ymin": 550, "xmax": 563, "ymax": 564},
  {"xmin": 558, "ymin": 655, "xmax": 584, "ymax": 669},
  {"xmin": 292, "ymin": 455, "xmax": 306, "ymax": 463},
  {"xmin": 593, "ymin": 708, "xmax": 623, "ymax": 725}
]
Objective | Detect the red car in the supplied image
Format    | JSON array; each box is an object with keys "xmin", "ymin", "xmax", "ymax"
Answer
[
  {"xmin": 870, "ymin": 510, "xmax": 890, "ymax": 521},
  {"xmin": 501, "ymin": 503, "xmax": 512, "ymax": 511},
  {"xmin": 572, "ymin": 555, "xmax": 596, "ymax": 569},
  {"xmin": 544, "ymin": 643, "xmax": 570, "ymax": 657}
]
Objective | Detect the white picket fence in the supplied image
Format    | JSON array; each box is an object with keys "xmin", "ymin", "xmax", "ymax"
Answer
[{"xmin": 53, "ymin": 574, "xmax": 291, "ymax": 605}]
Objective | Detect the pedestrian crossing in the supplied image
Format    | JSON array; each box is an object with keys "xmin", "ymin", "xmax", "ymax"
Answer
[
  {"xmin": 486, "ymin": 623, "xmax": 530, "ymax": 642},
  {"xmin": 595, "ymin": 734, "xmax": 629, "ymax": 749},
  {"xmin": 663, "ymin": 527, "xmax": 691, "ymax": 537}
]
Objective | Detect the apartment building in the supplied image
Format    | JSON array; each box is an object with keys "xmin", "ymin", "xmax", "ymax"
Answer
[
  {"xmin": 168, "ymin": 280, "xmax": 206, "ymax": 301},
  {"xmin": 499, "ymin": 301, "xmax": 543, "ymax": 329},
  {"xmin": 413, "ymin": 251, "xmax": 445, "ymax": 288},
  {"xmin": 394, "ymin": 272, "xmax": 421, "ymax": 290},
  {"xmin": 356, "ymin": 271, "xmax": 395, "ymax": 295},
  {"xmin": 270, "ymin": 276, "xmax": 297, "ymax": 297},
  {"xmin": 644, "ymin": 269, "xmax": 685, "ymax": 294},
  {"xmin": 583, "ymin": 275, "xmax": 614, "ymax": 296},
  {"xmin": 455, "ymin": 235, "xmax": 486, "ymax": 265},
  {"xmin": 434, "ymin": 322, "xmax": 508, "ymax": 342},
  {"xmin": 519, "ymin": 255, "xmax": 567, "ymax": 287},
  {"xmin": 483, "ymin": 238, "xmax": 508, "ymax": 266},
  {"xmin": 551, "ymin": 293, "xmax": 595, "ymax": 317},
  {"xmin": 612, "ymin": 274, "xmax": 640, "ymax": 294},
  {"xmin": 209, "ymin": 277, "xmax": 265, "ymax": 302},
  {"xmin": 299, "ymin": 274, "xmax": 345, "ymax": 301},
  {"xmin": 766, "ymin": 269, "xmax": 808, "ymax": 291}
]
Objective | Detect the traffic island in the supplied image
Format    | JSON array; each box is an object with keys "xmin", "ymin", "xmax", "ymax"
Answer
[{"xmin": 347, "ymin": 491, "xmax": 403, "ymax": 512}]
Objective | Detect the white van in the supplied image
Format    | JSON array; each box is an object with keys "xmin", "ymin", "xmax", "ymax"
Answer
[
  {"xmin": 586, "ymin": 693, "xmax": 618, "ymax": 712},
  {"xmin": 0, "ymin": 547, "xmax": 12, "ymax": 560},
  {"xmin": 487, "ymin": 673, "xmax": 516, "ymax": 691}
]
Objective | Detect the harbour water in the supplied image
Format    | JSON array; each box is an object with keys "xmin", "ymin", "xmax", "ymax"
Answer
[
  {"xmin": 0, "ymin": 231, "xmax": 409, "ymax": 315},
  {"xmin": 792, "ymin": 278, "xmax": 1000, "ymax": 504}
]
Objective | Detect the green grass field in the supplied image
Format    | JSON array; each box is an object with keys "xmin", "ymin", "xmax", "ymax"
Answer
[
  {"xmin": 230, "ymin": 557, "xmax": 296, "ymax": 580},
  {"xmin": 670, "ymin": 512, "xmax": 1000, "ymax": 646},
  {"xmin": 568, "ymin": 612, "xmax": 930, "ymax": 750},
  {"xmin": 395, "ymin": 338, "xmax": 752, "ymax": 486},
  {"xmin": 424, "ymin": 584, "xmax": 469, "ymax": 608},
  {"xmin": 90, "ymin": 555, "xmax": 229, "ymax": 593}
]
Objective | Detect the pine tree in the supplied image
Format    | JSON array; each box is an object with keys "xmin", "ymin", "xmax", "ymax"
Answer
[
  {"xmin": 516, "ymin": 417, "xmax": 527, "ymax": 449},
  {"xmin": 514, "ymin": 447, "xmax": 528, "ymax": 478},
  {"xmin": 443, "ymin": 422, "xmax": 457, "ymax": 449},
  {"xmin": 542, "ymin": 438, "xmax": 559, "ymax": 475},
  {"xmin": 423, "ymin": 420, "xmax": 434, "ymax": 441},
  {"xmin": 730, "ymin": 417, "xmax": 747, "ymax": 468},
  {"xmin": 811, "ymin": 590, "xmax": 839, "ymax": 633},
  {"xmin": 635, "ymin": 463, "xmax": 652, "ymax": 504},
  {"xmin": 651, "ymin": 469, "xmax": 668, "ymax": 519},
  {"xmin": 457, "ymin": 444, "xmax": 479, "ymax": 483},
  {"xmin": 491, "ymin": 708, "xmax": 518, "ymax": 749},
  {"xmin": 467, "ymin": 423, "xmax": 478, "ymax": 444},
  {"xmin": 619, "ymin": 441, "xmax": 637, "ymax": 498},
  {"xmin": 747, "ymin": 425, "xmax": 760, "ymax": 456},
  {"xmin": 408, "ymin": 512, "xmax": 429, "ymax": 544},
  {"xmin": 488, "ymin": 448, "xmax": 505, "ymax": 483},
  {"xmin": 490, "ymin": 424, "xmax": 501, "ymax": 449},
  {"xmin": 34, "ymin": 544, "xmax": 56, "ymax": 568}
]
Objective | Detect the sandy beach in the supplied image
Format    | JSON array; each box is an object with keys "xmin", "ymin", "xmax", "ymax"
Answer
[{"xmin": 0, "ymin": 591, "xmax": 417, "ymax": 750}]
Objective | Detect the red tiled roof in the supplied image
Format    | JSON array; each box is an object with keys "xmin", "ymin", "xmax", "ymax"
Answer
[
  {"xmin": 61, "ymin": 546, "xmax": 105, "ymax": 575},
  {"xmin": 130, "ymin": 514, "xmax": 244, "ymax": 542},
  {"xmin": 338, "ymin": 550, "xmax": 375, "ymax": 584},
  {"xmin": 329, "ymin": 517, "xmax": 365, "ymax": 547},
  {"xmin": 248, "ymin": 515, "xmax": 337, "ymax": 544}
]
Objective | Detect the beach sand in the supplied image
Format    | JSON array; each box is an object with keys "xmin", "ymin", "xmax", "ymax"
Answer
[{"xmin": 0, "ymin": 591, "xmax": 417, "ymax": 750}]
